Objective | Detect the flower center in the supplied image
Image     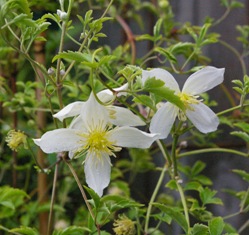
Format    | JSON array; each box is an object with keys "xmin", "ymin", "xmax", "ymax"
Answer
[
  {"xmin": 178, "ymin": 92, "xmax": 200, "ymax": 109},
  {"xmin": 177, "ymin": 92, "xmax": 200, "ymax": 121},
  {"xmin": 79, "ymin": 123, "xmax": 121, "ymax": 158}
]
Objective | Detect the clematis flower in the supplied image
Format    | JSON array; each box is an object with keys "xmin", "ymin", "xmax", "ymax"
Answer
[
  {"xmin": 34, "ymin": 93, "xmax": 158, "ymax": 196},
  {"xmin": 52, "ymin": 83, "xmax": 143, "ymax": 126},
  {"xmin": 142, "ymin": 66, "xmax": 225, "ymax": 139}
]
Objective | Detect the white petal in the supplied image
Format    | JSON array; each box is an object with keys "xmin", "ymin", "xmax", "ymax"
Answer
[
  {"xmin": 149, "ymin": 102, "xmax": 178, "ymax": 139},
  {"xmin": 142, "ymin": 68, "xmax": 180, "ymax": 92},
  {"xmin": 53, "ymin": 101, "xmax": 85, "ymax": 121},
  {"xmin": 84, "ymin": 152, "xmax": 111, "ymax": 197},
  {"xmin": 33, "ymin": 129, "xmax": 83, "ymax": 154},
  {"xmin": 69, "ymin": 115, "xmax": 87, "ymax": 132},
  {"xmin": 81, "ymin": 92, "xmax": 109, "ymax": 126},
  {"xmin": 97, "ymin": 83, "xmax": 128, "ymax": 103},
  {"xmin": 186, "ymin": 102, "xmax": 219, "ymax": 133},
  {"xmin": 109, "ymin": 126, "xmax": 158, "ymax": 148},
  {"xmin": 108, "ymin": 106, "xmax": 145, "ymax": 126},
  {"xmin": 183, "ymin": 66, "xmax": 224, "ymax": 95}
]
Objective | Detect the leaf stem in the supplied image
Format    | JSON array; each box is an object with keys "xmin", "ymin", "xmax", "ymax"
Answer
[
  {"xmin": 176, "ymin": 181, "xmax": 190, "ymax": 234},
  {"xmin": 144, "ymin": 166, "xmax": 167, "ymax": 233},
  {"xmin": 64, "ymin": 159, "xmax": 95, "ymax": 220},
  {"xmin": 177, "ymin": 147, "xmax": 248, "ymax": 158}
]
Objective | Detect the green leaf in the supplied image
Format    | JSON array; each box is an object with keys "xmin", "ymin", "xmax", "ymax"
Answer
[
  {"xmin": 153, "ymin": 203, "xmax": 188, "ymax": 233},
  {"xmin": 153, "ymin": 18, "xmax": 163, "ymax": 37},
  {"xmin": 52, "ymin": 51, "xmax": 92, "ymax": 63},
  {"xmin": 153, "ymin": 212, "xmax": 172, "ymax": 224},
  {"xmin": 230, "ymin": 131, "xmax": 249, "ymax": 142},
  {"xmin": 143, "ymin": 77, "xmax": 185, "ymax": 110},
  {"xmin": 165, "ymin": 180, "xmax": 178, "ymax": 190},
  {"xmin": 101, "ymin": 195, "xmax": 143, "ymax": 213},
  {"xmin": 184, "ymin": 181, "xmax": 202, "ymax": 191},
  {"xmin": 133, "ymin": 95, "xmax": 155, "ymax": 110},
  {"xmin": 208, "ymin": 217, "xmax": 224, "ymax": 235},
  {"xmin": 0, "ymin": 186, "xmax": 28, "ymax": 219},
  {"xmin": 232, "ymin": 169, "xmax": 249, "ymax": 182},
  {"xmin": 84, "ymin": 186, "xmax": 100, "ymax": 209},
  {"xmin": 191, "ymin": 161, "xmax": 206, "ymax": 176},
  {"xmin": 198, "ymin": 23, "xmax": 211, "ymax": 45},
  {"xmin": 191, "ymin": 223, "xmax": 209, "ymax": 235},
  {"xmin": 200, "ymin": 188, "xmax": 223, "ymax": 206},
  {"xmin": 52, "ymin": 226, "xmax": 91, "ymax": 235},
  {"xmin": 232, "ymin": 79, "xmax": 243, "ymax": 87},
  {"xmin": 234, "ymin": 122, "xmax": 249, "ymax": 132},
  {"xmin": 10, "ymin": 226, "xmax": 38, "ymax": 235},
  {"xmin": 154, "ymin": 47, "xmax": 177, "ymax": 63},
  {"xmin": 232, "ymin": 87, "xmax": 243, "ymax": 94}
]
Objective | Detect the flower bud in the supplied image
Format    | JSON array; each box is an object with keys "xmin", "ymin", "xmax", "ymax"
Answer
[
  {"xmin": 159, "ymin": 0, "xmax": 169, "ymax": 8},
  {"xmin": 60, "ymin": 69, "xmax": 66, "ymax": 76},
  {"xmin": 48, "ymin": 67, "xmax": 55, "ymax": 75},
  {"xmin": 57, "ymin": 9, "xmax": 67, "ymax": 21}
]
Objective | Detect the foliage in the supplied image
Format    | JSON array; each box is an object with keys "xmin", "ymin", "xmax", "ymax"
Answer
[{"xmin": 0, "ymin": 0, "xmax": 249, "ymax": 234}]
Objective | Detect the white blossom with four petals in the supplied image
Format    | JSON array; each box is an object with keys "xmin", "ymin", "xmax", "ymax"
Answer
[
  {"xmin": 34, "ymin": 92, "xmax": 158, "ymax": 196},
  {"xmin": 142, "ymin": 66, "xmax": 225, "ymax": 139}
]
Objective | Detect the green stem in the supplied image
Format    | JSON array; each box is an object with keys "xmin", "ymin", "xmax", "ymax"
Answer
[
  {"xmin": 176, "ymin": 181, "xmax": 190, "ymax": 234},
  {"xmin": 171, "ymin": 134, "xmax": 179, "ymax": 178},
  {"xmin": 61, "ymin": 0, "xmax": 113, "ymax": 82},
  {"xmin": 47, "ymin": 161, "xmax": 59, "ymax": 235},
  {"xmin": 219, "ymin": 40, "xmax": 247, "ymax": 75},
  {"xmin": 26, "ymin": 139, "xmax": 46, "ymax": 173},
  {"xmin": 64, "ymin": 159, "xmax": 95, "ymax": 220},
  {"xmin": 178, "ymin": 147, "xmax": 248, "ymax": 158},
  {"xmin": 216, "ymin": 104, "xmax": 249, "ymax": 116},
  {"xmin": 180, "ymin": 49, "xmax": 197, "ymax": 71},
  {"xmin": 144, "ymin": 166, "xmax": 167, "ymax": 233},
  {"xmin": 156, "ymin": 140, "xmax": 172, "ymax": 166}
]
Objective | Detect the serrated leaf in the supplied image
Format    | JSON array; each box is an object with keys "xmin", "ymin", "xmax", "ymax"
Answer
[
  {"xmin": 200, "ymin": 188, "xmax": 223, "ymax": 206},
  {"xmin": 208, "ymin": 217, "xmax": 224, "ymax": 235},
  {"xmin": 191, "ymin": 223, "xmax": 209, "ymax": 235},
  {"xmin": 133, "ymin": 95, "xmax": 155, "ymax": 110},
  {"xmin": 153, "ymin": 203, "xmax": 188, "ymax": 233},
  {"xmin": 143, "ymin": 77, "xmax": 185, "ymax": 110},
  {"xmin": 144, "ymin": 76, "xmax": 165, "ymax": 88}
]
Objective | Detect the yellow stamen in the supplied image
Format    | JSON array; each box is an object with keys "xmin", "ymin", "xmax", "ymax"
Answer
[
  {"xmin": 177, "ymin": 92, "xmax": 201, "ymax": 121},
  {"xmin": 77, "ymin": 122, "xmax": 121, "ymax": 159},
  {"xmin": 5, "ymin": 130, "xmax": 27, "ymax": 151},
  {"xmin": 113, "ymin": 214, "xmax": 136, "ymax": 235}
]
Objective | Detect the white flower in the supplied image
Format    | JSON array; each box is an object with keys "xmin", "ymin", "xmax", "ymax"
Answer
[
  {"xmin": 142, "ymin": 66, "xmax": 225, "ymax": 139},
  {"xmin": 52, "ymin": 83, "xmax": 143, "ymax": 126},
  {"xmin": 34, "ymin": 93, "xmax": 158, "ymax": 196}
]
